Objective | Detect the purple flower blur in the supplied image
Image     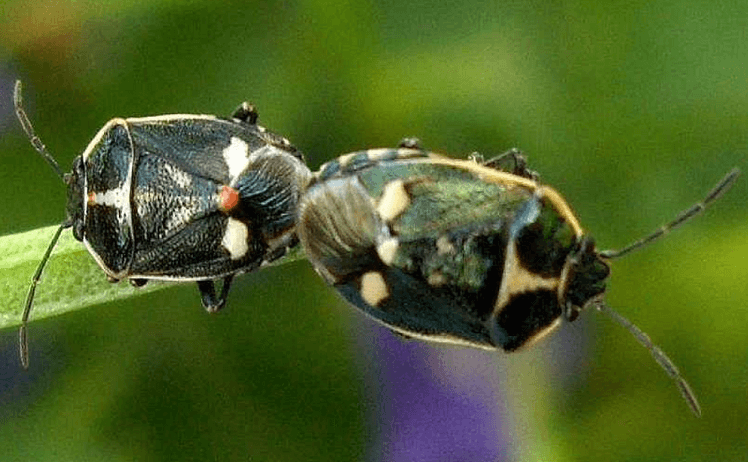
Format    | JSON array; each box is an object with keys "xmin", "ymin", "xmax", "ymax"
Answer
[{"xmin": 363, "ymin": 323, "xmax": 514, "ymax": 462}]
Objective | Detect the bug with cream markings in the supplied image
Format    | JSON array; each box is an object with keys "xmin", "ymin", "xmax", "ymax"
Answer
[
  {"xmin": 297, "ymin": 143, "xmax": 739, "ymax": 416},
  {"xmin": 14, "ymin": 81, "xmax": 312, "ymax": 368}
]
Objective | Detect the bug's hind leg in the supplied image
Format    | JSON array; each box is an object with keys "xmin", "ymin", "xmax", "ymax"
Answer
[{"xmin": 197, "ymin": 275, "xmax": 235, "ymax": 313}]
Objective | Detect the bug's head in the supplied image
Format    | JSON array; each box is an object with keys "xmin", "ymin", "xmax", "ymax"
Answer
[
  {"xmin": 560, "ymin": 237, "xmax": 610, "ymax": 321},
  {"xmin": 562, "ymin": 168, "xmax": 739, "ymax": 417}
]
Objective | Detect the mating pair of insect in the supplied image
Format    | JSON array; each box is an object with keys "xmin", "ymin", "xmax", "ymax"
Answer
[{"xmin": 14, "ymin": 80, "xmax": 739, "ymax": 416}]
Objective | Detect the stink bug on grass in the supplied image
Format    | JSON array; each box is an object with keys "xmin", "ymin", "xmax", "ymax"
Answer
[
  {"xmin": 14, "ymin": 81, "xmax": 312, "ymax": 368},
  {"xmin": 297, "ymin": 142, "xmax": 739, "ymax": 417}
]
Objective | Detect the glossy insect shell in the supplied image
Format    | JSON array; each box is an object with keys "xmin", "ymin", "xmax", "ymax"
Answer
[
  {"xmin": 68, "ymin": 114, "xmax": 312, "ymax": 283},
  {"xmin": 298, "ymin": 148, "xmax": 610, "ymax": 351}
]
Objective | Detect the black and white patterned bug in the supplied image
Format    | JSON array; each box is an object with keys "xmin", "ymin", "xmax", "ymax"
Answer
[
  {"xmin": 14, "ymin": 81, "xmax": 312, "ymax": 368},
  {"xmin": 297, "ymin": 142, "xmax": 739, "ymax": 416}
]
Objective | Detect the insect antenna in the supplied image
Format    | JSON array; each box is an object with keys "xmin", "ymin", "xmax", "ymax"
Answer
[
  {"xmin": 590, "ymin": 168, "xmax": 740, "ymax": 416},
  {"xmin": 14, "ymin": 80, "xmax": 73, "ymax": 368},
  {"xmin": 19, "ymin": 224, "xmax": 68, "ymax": 369},
  {"xmin": 599, "ymin": 168, "xmax": 740, "ymax": 260},
  {"xmin": 13, "ymin": 80, "xmax": 65, "ymax": 180},
  {"xmin": 594, "ymin": 300, "xmax": 702, "ymax": 417}
]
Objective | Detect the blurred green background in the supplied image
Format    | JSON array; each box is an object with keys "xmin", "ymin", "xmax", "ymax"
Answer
[{"xmin": 1, "ymin": 0, "xmax": 747, "ymax": 460}]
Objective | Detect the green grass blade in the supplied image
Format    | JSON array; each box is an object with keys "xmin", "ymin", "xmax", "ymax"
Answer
[{"xmin": 0, "ymin": 225, "xmax": 307, "ymax": 330}]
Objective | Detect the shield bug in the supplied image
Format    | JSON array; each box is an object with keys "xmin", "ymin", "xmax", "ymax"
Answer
[
  {"xmin": 297, "ymin": 143, "xmax": 739, "ymax": 416},
  {"xmin": 14, "ymin": 80, "xmax": 312, "ymax": 368}
]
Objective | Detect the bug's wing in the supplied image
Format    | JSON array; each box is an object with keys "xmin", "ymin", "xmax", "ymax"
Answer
[
  {"xmin": 125, "ymin": 117, "xmax": 309, "ymax": 279},
  {"xmin": 127, "ymin": 116, "xmax": 272, "ymax": 183},
  {"xmin": 299, "ymin": 161, "xmax": 528, "ymax": 349}
]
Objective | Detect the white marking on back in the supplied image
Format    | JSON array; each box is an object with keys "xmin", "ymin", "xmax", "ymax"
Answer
[
  {"xmin": 222, "ymin": 217, "xmax": 249, "ymax": 260},
  {"xmin": 89, "ymin": 182, "xmax": 133, "ymax": 239},
  {"xmin": 376, "ymin": 237, "xmax": 399, "ymax": 265},
  {"xmin": 361, "ymin": 271, "xmax": 389, "ymax": 306},
  {"xmin": 91, "ymin": 185, "xmax": 128, "ymax": 208},
  {"xmin": 377, "ymin": 179, "xmax": 410, "ymax": 222},
  {"xmin": 223, "ymin": 136, "xmax": 250, "ymax": 182}
]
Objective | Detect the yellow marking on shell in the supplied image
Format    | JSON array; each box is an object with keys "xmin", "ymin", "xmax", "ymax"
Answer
[
  {"xmin": 383, "ymin": 323, "xmax": 497, "ymax": 350},
  {"xmin": 376, "ymin": 237, "xmax": 399, "ymax": 265},
  {"xmin": 377, "ymin": 179, "xmax": 410, "ymax": 222},
  {"xmin": 425, "ymin": 154, "xmax": 538, "ymax": 188},
  {"xmin": 365, "ymin": 149, "xmax": 392, "ymax": 162},
  {"xmin": 436, "ymin": 235, "xmax": 456, "ymax": 255},
  {"xmin": 361, "ymin": 271, "xmax": 389, "ymax": 307},
  {"xmin": 427, "ymin": 271, "xmax": 448, "ymax": 287},
  {"xmin": 494, "ymin": 240, "xmax": 560, "ymax": 313},
  {"xmin": 335, "ymin": 151, "xmax": 360, "ymax": 168}
]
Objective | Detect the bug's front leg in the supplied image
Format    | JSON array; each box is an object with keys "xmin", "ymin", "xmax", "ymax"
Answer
[
  {"xmin": 476, "ymin": 148, "xmax": 538, "ymax": 180},
  {"xmin": 231, "ymin": 102, "xmax": 259, "ymax": 124}
]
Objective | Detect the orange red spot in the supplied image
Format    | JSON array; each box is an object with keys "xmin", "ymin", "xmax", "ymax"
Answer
[{"xmin": 219, "ymin": 185, "xmax": 240, "ymax": 212}]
